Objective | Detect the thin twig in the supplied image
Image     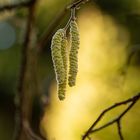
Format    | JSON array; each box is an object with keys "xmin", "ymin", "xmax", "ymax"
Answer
[
  {"xmin": 119, "ymin": 44, "xmax": 140, "ymax": 87},
  {"xmin": 64, "ymin": 8, "xmax": 76, "ymax": 31},
  {"xmin": 0, "ymin": 0, "xmax": 35, "ymax": 12},
  {"xmin": 36, "ymin": 0, "xmax": 90, "ymax": 50},
  {"xmin": 82, "ymin": 93, "xmax": 140, "ymax": 140},
  {"xmin": 67, "ymin": 0, "xmax": 90, "ymax": 9},
  {"xmin": 117, "ymin": 120, "xmax": 124, "ymax": 140},
  {"xmin": 89, "ymin": 101, "xmax": 135, "ymax": 133}
]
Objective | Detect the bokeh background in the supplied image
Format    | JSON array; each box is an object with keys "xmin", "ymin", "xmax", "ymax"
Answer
[{"xmin": 0, "ymin": 0, "xmax": 140, "ymax": 140}]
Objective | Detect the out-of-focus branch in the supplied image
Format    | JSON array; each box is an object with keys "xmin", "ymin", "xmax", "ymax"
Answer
[
  {"xmin": 14, "ymin": 0, "xmax": 39, "ymax": 140},
  {"xmin": 36, "ymin": 0, "xmax": 90, "ymax": 50},
  {"xmin": 67, "ymin": 0, "xmax": 90, "ymax": 9},
  {"xmin": 0, "ymin": 0, "xmax": 91, "ymax": 50},
  {"xmin": 23, "ymin": 121, "xmax": 45, "ymax": 140},
  {"xmin": 36, "ymin": 8, "xmax": 68, "ymax": 50},
  {"xmin": 82, "ymin": 93, "xmax": 140, "ymax": 140},
  {"xmin": 119, "ymin": 44, "xmax": 140, "ymax": 88},
  {"xmin": 0, "ymin": 0, "xmax": 35, "ymax": 12}
]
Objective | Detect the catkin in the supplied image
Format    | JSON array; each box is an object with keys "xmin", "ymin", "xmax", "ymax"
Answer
[
  {"xmin": 58, "ymin": 37, "xmax": 68, "ymax": 100},
  {"xmin": 51, "ymin": 29, "xmax": 65, "ymax": 84},
  {"xmin": 68, "ymin": 20, "xmax": 80, "ymax": 87},
  {"xmin": 51, "ymin": 29, "xmax": 68, "ymax": 100},
  {"xmin": 51, "ymin": 20, "xmax": 80, "ymax": 99}
]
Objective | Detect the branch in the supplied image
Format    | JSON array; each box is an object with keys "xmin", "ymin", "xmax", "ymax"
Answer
[
  {"xmin": 36, "ymin": 0, "xmax": 90, "ymax": 50},
  {"xmin": 82, "ymin": 93, "xmax": 140, "ymax": 140},
  {"xmin": 0, "ymin": 0, "xmax": 35, "ymax": 12},
  {"xmin": 67, "ymin": 0, "xmax": 90, "ymax": 9},
  {"xmin": 119, "ymin": 44, "xmax": 140, "ymax": 88},
  {"xmin": 117, "ymin": 120, "xmax": 124, "ymax": 140},
  {"xmin": 23, "ymin": 121, "xmax": 45, "ymax": 140},
  {"xmin": 36, "ymin": 8, "xmax": 68, "ymax": 50},
  {"xmin": 14, "ymin": 0, "xmax": 38, "ymax": 140}
]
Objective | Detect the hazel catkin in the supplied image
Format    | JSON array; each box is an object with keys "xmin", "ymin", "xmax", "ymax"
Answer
[
  {"xmin": 51, "ymin": 29, "xmax": 65, "ymax": 85},
  {"xmin": 58, "ymin": 37, "xmax": 68, "ymax": 100},
  {"xmin": 51, "ymin": 19, "xmax": 80, "ymax": 99},
  {"xmin": 51, "ymin": 29, "xmax": 69, "ymax": 100},
  {"xmin": 68, "ymin": 20, "xmax": 80, "ymax": 87}
]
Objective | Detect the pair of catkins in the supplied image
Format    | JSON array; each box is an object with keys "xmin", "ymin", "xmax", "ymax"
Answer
[{"xmin": 51, "ymin": 19, "xmax": 80, "ymax": 100}]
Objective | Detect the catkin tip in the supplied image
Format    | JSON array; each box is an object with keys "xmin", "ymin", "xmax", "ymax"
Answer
[
  {"xmin": 58, "ymin": 94, "xmax": 65, "ymax": 100},
  {"xmin": 68, "ymin": 77, "xmax": 76, "ymax": 87}
]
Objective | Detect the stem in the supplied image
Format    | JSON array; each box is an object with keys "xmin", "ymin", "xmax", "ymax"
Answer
[{"xmin": 14, "ymin": 0, "xmax": 37, "ymax": 140}]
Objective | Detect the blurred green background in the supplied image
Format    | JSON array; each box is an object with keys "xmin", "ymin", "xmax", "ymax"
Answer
[{"xmin": 0, "ymin": 0, "xmax": 140, "ymax": 140}]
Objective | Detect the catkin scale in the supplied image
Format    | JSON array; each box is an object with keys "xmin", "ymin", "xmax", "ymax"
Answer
[{"xmin": 68, "ymin": 20, "xmax": 80, "ymax": 87}]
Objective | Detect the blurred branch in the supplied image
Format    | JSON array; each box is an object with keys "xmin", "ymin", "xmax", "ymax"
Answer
[
  {"xmin": 119, "ymin": 44, "xmax": 140, "ymax": 86},
  {"xmin": 14, "ymin": 0, "xmax": 41, "ymax": 140},
  {"xmin": 36, "ymin": 8, "xmax": 68, "ymax": 50},
  {"xmin": 23, "ymin": 121, "xmax": 45, "ymax": 140},
  {"xmin": 0, "ymin": 0, "xmax": 35, "ymax": 12},
  {"xmin": 126, "ymin": 44, "xmax": 140, "ymax": 68},
  {"xmin": 67, "ymin": 0, "xmax": 90, "ymax": 9},
  {"xmin": 82, "ymin": 93, "xmax": 140, "ymax": 140},
  {"xmin": 36, "ymin": 0, "xmax": 90, "ymax": 50}
]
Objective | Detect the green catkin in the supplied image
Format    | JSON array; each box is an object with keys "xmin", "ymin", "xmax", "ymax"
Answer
[
  {"xmin": 68, "ymin": 20, "xmax": 80, "ymax": 87},
  {"xmin": 51, "ymin": 29, "xmax": 68, "ymax": 100},
  {"xmin": 51, "ymin": 29, "xmax": 65, "ymax": 85},
  {"xmin": 58, "ymin": 37, "xmax": 68, "ymax": 100}
]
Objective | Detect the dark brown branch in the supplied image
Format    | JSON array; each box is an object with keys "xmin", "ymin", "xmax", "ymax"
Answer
[
  {"xmin": 67, "ymin": 0, "xmax": 90, "ymax": 9},
  {"xmin": 0, "ymin": 0, "xmax": 35, "ymax": 12},
  {"xmin": 23, "ymin": 121, "xmax": 45, "ymax": 140},
  {"xmin": 14, "ymin": 0, "xmax": 37, "ymax": 140},
  {"xmin": 82, "ymin": 93, "xmax": 140, "ymax": 140},
  {"xmin": 89, "ymin": 101, "xmax": 135, "ymax": 133},
  {"xmin": 117, "ymin": 120, "xmax": 124, "ymax": 140}
]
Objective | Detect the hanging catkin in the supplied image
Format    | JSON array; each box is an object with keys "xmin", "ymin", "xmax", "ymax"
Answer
[
  {"xmin": 68, "ymin": 20, "xmax": 80, "ymax": 87},
  {"xmin": 51, "ymin": 29, "xmax": 68, "ymax": 100},
  {"xmin": 58, "ymin": 36, "xmax": 68, "ymax": 100},
  {"xmin": 51, "ymin": 29, "xmax": 65, "ymax": 85}
]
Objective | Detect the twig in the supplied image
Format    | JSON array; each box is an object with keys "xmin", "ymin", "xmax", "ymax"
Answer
[
  {"xmin": 82, "ymin": 93, "xmax": 140, "ymax": 140},
  {"xmin": 89, "ymin": 101, "xmax": 135, "ymax": 133},
  {"xmin": 0, "ymin": 0, "xmax": 35, "ymax": 12},
  {"xmin": 64, "ymin": 8, "xmax": 76, "ymax": 31},
  {"xmin": 36, "ymin": 0, "xmax": 90, "ymax": 50},
  {"xmin": 67, "ymin": 0, "xmax": 90, "ymax": 9},
  {"xmin": 117, "ymin": 120, "xmax": 124, "ymax": 140},
  {"xmin": 119, "ymin": 44, "xmax": 140, "ymax": 84}
]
